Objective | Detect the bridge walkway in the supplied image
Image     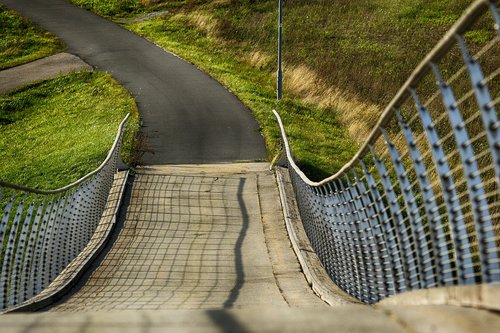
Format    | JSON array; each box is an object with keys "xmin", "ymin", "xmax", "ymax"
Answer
[
  {"xmin": 1, "ymin": 164, "xmax": 498, "ymax": 332},
  {"xmin": 47, "ymin": 163, "xmax": 324, "ymax": 311}
]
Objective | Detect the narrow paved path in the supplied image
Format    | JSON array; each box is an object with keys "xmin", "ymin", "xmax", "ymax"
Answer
[
  {"xmin": 1, "ymin": 0, "xmax": 267, "ymax": 164},
  {"xmin": 0, "ymin": 53, "xmax": 91, "ymax": 93},
  {"xmin": 46, "ymin": 164, "xmax": 324, "ymax": 311}
]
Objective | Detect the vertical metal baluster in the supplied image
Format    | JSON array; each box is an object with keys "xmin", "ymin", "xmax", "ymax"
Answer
[
  {"xmin": 324, "ymin": 182, "xmax": 344, "ymax": 295},
  {"xmin": 345, "ymin": 173, "xmax": 380, "ymax": 303},
  {"xmin": 71, "ymin": 190, "xmax": 84, "ymax": 259},
  {"xmin": 61, "ymin": 191, "xmax": 77, "ymax": 270},
  {"xmin": 326, "ymin": 182, "xmax": 349, "ymax": 292},
  {"xmin": 326, "ymin": 181, "xmax": 350, "ymax": 295},
  {"xmin": 309, "ymin": 187, "xmax": 324, "ymax": 267},
  {"xmin": 332, "ymin": 180, "xmax": 361, "ymax": 299},
  {"xmin": 78, "ymin": 185, "xmax": 90, "ymax": 253},
  {"xmin": 0, "ymin": 190, "xmax": 14, "ymax": 307},
  {"xmin": 49, "ymin": 194, "xmax": 69, "ymax": 280},
  {"xmin": 37, "ymin": 197, "xmax": 58, "ymax": 293},
  {"xmin": 311, "ymin": 185, "xmax": 323, "ymax": 260},
  {"xmin": 90, "ymin": 177, "xmax": 100, "ymax": 239},
  {"xmin": 319, "ymin": 186, "xmax": 334, "ymax": 278},
  {"xmin": 337, "ymin": 178, "xmax": 365, "ymax": 300},
  {"xmin": 352, "ymin": 169, "xmax": 392, "ymax": 299},
  {"xmin": 83, "ymin": 181, "xmax": 95, "ymax": 248},
  {"xmin": 297, "ymin": 179, "xmax": 314, "ymax": 251},
  {"xmin": 322, "ymin": 183, "xmax": 339, "ymax": 286},
  {"xmin": 455, "ymin": 36, "xmax": 500, "ymax": 281},
  {"xmin": 30, "ymin": 198, "xmax": 49, "ymax": 298},
  {"xmin": 381, "ymin": 128, "xmax": 435, "ymax": 288},
  {"xmin": 396, "ymin": 110, "xmax": 453, "ymax": 286},
  {"xmin": 0, "ymin": 194, "xmax": 24, "ymax": 308},
  {"xmin": 318, "ymin": 186, "xmax": 334, "ymax": 280},
  {"xmin": 0, "ymin": 191, "xmax": 15, "ymax": 256},
  {"xmin": 308, "ymin": 186, "xmax": 321, "ymax": 260},
  {"xmin": 10, "ymin": 197, "xmax": 35, "ymax": 306},
  {"xmin": 89, "ymin": 177, "xmax": 100, "ymax": 232},
  {"xmin": 370, "ymin": 146, "xmax": 418, "ymax": 290},
  {"xmin": 457, "ymin": 34, "xmax": 499, "ymax": 184},
  {"xmin": 20, "ymin": 199, "xmax": 43, "ymax": 302},
  {"xmin": 411, "ymin": 89, "xmax": 475, "ymax": 284},
  {"xmin": 43, "ymin": 194, "xmax": 65, "ymax": 288},
  {"xmin": 361, "ymin": 160, "xmax": 406, "ymax": 294}
]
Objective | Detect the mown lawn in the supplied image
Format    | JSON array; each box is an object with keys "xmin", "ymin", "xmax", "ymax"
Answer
[
  {"xmin": 0, "ymin": 5, "xmax": 62, "ymax": 69},
  {"xmin": 0, "ymin": 71, "xmax": 140, "ymax": 190}
]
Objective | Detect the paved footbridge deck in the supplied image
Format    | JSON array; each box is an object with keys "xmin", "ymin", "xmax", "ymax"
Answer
[
  {"xmin": 1, "ymin": 0, "xmax": 499, "ymax": 330},
  {"xmin": 2, "ymin": 164, "xmax": 499, "ymax": 332},
  {"xmin": 47, "ymin": 163, "xmax": 324, "ymax": 311}
]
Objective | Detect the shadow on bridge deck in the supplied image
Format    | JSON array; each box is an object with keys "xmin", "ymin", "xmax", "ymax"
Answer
[
  {"xmin": 1, "ymin": 164, "xmax": 499, "ymax": 332},
  {"xmin": 46, "ymin": 163, "xmax": 323, "ymax": 311}
]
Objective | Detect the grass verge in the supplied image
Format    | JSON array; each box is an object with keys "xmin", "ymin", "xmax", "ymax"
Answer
[
  {"xmin": 130, "ymin": 13, "xmax": 358, "ymax": 179},
  {"xmin": 0, "ymin": 71, "xmax": 140, "ymax": 190},
  {"xmin": 70, "ymin": 0, "xmax": 491, "ymax": 180},
  {"xmin": 0, "ymin": 5, "xmax": 63, "ymax": 70}
]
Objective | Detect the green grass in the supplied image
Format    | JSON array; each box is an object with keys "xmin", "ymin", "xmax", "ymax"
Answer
[
  {"xmin": 72, "ymin": 0, "xmax": 141, "ymax": 17},
  {"xmin": 69, "ymin": 0, "xmax": 493, "ymax": 180},
  {"xmin": 0, "ymin": 71, "xmax": 140, "ymax": 190},
  {"xmin": 126, "ymin": 13, "xmax": 357, "ymax": 180},
  {"xmin": 0, "ymin": 5, "xmax": 63, "ymax": 69}
]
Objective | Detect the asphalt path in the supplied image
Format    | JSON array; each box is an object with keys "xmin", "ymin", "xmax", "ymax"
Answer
[{"xmin": 1, "ymin": 0, "xmax": 267, "ymax": 164}]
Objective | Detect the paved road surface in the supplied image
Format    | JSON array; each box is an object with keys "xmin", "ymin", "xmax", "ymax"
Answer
[{"xmin": 1, "ymin": 0, "xmax": 267, "ymax": 164}]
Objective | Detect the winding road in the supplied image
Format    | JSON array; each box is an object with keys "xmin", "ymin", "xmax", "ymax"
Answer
[{"xmin": 1, "ymin": 0, "xmax": 267, "ymax": 164}]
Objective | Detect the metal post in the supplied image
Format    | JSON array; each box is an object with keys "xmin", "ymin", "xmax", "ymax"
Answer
[{"xmin": 277, "ymin": 0, "xmax": 283, "ymax": 100}]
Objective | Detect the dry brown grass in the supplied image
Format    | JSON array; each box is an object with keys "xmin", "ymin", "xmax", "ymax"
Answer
[
  {"xmin": 283, "ymin": 63, "xmax": 381, "ymax": 142},
  {"xmin": 244, "ymin": 50, "xmax": 272, "ymax": 70},
  {"xmin": 139, "ymin": 0, "xmax": 161, "ymax": 5},
  {"xmin": 186, "ymin": 12, "xmax": 221, "ymax": 38}
]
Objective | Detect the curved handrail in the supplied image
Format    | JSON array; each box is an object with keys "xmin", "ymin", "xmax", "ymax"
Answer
[
  {"xmin": 0, "ymin": 113, "xmax": 130, "ymax": 194},
  {"xmin": 0, "ymin": 114, "xmax": 130, "ymax": 309},
  {"xmin": 276, "ymin": 0, "xmax": 498, "ymax": 187},
  {"xmin": 275, "ymin": 0, "xmax": 500, "ymax": 304}
]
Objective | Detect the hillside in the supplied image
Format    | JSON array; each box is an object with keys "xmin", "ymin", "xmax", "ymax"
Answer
[{"xmin": 73, "ymin": 0, "xmax": 488, "ymax": 179}]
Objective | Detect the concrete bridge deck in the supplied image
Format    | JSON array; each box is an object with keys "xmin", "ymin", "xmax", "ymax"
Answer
[
  {"xmin": 1, "ymin": 163, "xmax": 499, "ymax": 332},
  {"xmin": 46, "ymin": 163, "xmax": 324, "ymax": 311}
]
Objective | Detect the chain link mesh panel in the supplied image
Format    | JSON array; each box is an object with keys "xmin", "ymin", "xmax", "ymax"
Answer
[
  {"xmin": 274, "ymin": 0, "xmax": 500, "ymax": 304},
  {"xmin": 0, "ymin": 114, "xmax": 129, "ymax": 310}
]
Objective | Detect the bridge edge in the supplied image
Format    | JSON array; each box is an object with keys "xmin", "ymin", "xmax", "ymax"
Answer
[
  {"xmin": 1, "ymin": 171, "xmax": 129, "ymax": 314},
  {"xmin": 275, "ymin": 167, "xmax": 361, "ymax": 305}
]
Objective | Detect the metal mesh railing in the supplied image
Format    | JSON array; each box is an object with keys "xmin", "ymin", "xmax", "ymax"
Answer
[
  {"xmin": 0, "ymin": 114, "xmax": 129, "ymax": 310},
  {"xmin": 274, "ymin": 0, "xmax": 500, "ymax": 304}
]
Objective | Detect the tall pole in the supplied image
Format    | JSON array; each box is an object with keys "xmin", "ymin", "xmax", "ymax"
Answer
[{"xmin": 277, "ymin": 0, "xmax": 283, "ymax": 100}]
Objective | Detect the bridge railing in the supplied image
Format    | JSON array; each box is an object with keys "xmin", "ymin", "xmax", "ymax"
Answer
[
  {"xmin": 0, "ymin": 114, "xmax": 129, "ymax": 310},
  {"xmin": 274, "ymin": 0, "xmax": 500, "ymax": 304}
]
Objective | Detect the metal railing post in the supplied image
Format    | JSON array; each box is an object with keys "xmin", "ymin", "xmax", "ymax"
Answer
[{"xmin": 277, "ymin": 0, "xmax": 283, "ymax": 100}]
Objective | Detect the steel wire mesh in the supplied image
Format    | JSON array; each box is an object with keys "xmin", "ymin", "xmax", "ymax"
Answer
[
  {"xmin": 0, "ymin": 114, "xmax": 129, "ymax": 310},
  {"xmin": 274, "ymin": 0, "xmax": 500, "ymax": 304}
]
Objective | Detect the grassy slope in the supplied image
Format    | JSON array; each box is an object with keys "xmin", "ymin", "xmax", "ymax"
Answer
[
  {"xmin": 0, "ymin": 5, "xmax": 63, "ymax": 69},
  {"xmin": 71, "ymin": 0, "xmax": 487, "ymax": 180},
  {"xmin": 0, "ymin": 71, "xmax": 140, "ymax": 189},
  {"xmin": 127, "ymin": 13, "xmax": 356, "ymax": 179}
]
